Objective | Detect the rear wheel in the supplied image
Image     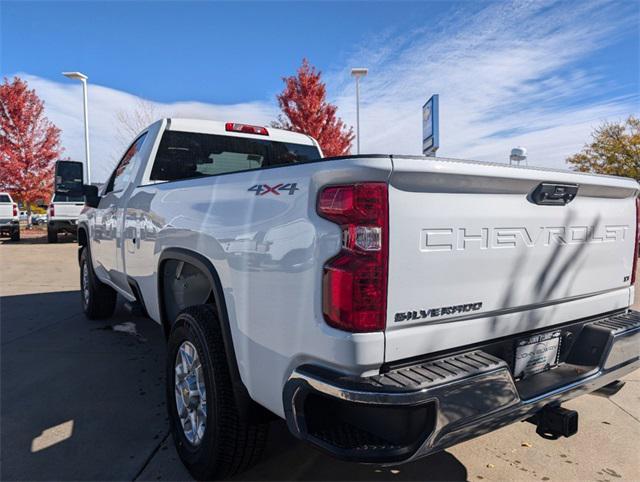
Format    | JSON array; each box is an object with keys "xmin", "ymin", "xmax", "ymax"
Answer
[
  {"xmin": 167, "ymin": 305, "xmax": 268, "ymax": 480},
  {"xmin": 47, "ymin": 226, "xmax": 58, "ymax": 243},
  {"xmin": 10, "ymin": 228, "xmax": 19, "ymax": 241},
  {"xmin": 80, "ymin": 248, "xmax": 117, "ymax": 319}
]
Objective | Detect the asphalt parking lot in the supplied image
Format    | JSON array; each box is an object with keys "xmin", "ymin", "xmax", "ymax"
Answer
[{"xmin": 1, "ymin": 238, "xmax": 639, "ymax": 481}]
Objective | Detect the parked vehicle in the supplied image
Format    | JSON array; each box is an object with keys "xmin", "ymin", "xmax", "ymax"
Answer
[
  {"xmin": 0, "ymin": 192, "xmax": 20, "ymax": 241},
  {"xmin": 47, "ymin": 193, "xmax": 85, "ymax": 242},
  {"xmin": 55, "ymin": 119, "xmax": 640, "ymax": 480},
  {"xmin": 31, "ymin": 214, "xmax": 47, "ymax": 225}
]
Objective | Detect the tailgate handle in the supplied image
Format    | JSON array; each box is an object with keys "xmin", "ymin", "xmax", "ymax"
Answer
[{"xmin": 530, "ymin": 183, "xmax": 578, "ymax": 206}]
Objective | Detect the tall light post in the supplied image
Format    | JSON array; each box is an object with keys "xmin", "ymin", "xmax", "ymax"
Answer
[
  {"xmin": 62, "ymin": 71, "xmax": 91, "ymax": 184},
  {"xmin": 351, "ymin": 68, "xmax": 368, "ymax": 154}
]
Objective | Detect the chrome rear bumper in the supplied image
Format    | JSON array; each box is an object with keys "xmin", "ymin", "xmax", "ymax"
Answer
[{"xmin": 283, "ymin": 310, "xmax": 640, "ymax": 464}]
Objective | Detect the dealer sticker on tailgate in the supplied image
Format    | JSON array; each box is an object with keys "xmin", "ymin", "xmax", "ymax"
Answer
[{"xmin": 514, "ymin": 331, "xmax": 561, "ymax": 379}]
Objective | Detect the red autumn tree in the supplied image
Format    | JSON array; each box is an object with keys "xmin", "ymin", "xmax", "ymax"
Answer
[
  {"xmin": 273, "ymin": 59, "xmax": 354, "ymax": 156},
  {"xmin": 0, "ymin": 77, "xmax": 63, "ymax": 225}
]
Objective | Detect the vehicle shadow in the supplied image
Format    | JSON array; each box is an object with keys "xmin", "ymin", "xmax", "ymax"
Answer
[
  {"xmin": 1, "ymin": 289, "xmax": 469, "ymax": 482},
  {"xmin": 233, "ymin": 421, "xmax": 468, "ymax": 481},
  {"xmin": 0, "ymin": 233, "xmax": 76, "ymax": 244},
  {"xmin": 487, "ymin": 211, "xmax": 601, "ymax": 336},
  {"xmin": 1, "ymin": 290, "xmax": 169, "ymax": 481}
]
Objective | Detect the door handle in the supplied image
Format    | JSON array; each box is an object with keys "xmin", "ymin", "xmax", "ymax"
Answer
[{"xmin": 530, "ymin": 183, "xmax": 578, "ymax": 206}]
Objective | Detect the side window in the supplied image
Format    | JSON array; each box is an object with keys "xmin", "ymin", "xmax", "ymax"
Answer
[{"xmin": 106, "ymin": 133, "xmax": 148, "ymax": 193}]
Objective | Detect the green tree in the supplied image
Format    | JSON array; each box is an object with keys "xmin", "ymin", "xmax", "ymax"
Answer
[{"xmin": 567, "ymin": 116, "xmax": 640, "ymax": 179}]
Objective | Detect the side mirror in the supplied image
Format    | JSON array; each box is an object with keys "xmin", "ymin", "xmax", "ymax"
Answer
[
  {"xmin": 84, "ymin": 185, "xmax": 100, "ymax": 208},
  {"xmin": 54, "ymin": 160, "xmax": 84, "ymax": 196}
]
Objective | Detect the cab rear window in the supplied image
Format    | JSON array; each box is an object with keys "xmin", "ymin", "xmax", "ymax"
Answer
[
  {"xmin": 150, "ymin": 130, "xmax": 321, "ymax": 182},
  {"xmin": 0, "ymin": 194, "xmax": 11, "ymax": 203}
]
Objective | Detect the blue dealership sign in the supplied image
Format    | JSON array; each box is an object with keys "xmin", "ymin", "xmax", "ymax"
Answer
[{"xmin": 422, "ymin": 94, "xmax": 439, "ymax": 156}]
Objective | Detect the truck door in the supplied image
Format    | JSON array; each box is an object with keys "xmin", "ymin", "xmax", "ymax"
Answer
[
  {"xmin": 94, "ymin": 133, "xmax": 148, "ymax": 291},
  {"xmin": 119, "ymin": 120, "xmax": 166, "ymax": 281}
]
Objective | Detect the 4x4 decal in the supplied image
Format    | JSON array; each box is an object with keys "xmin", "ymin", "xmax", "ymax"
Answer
[{"xmin": 248, "ymin": 183, "xmax": 299, "ymax": 196}]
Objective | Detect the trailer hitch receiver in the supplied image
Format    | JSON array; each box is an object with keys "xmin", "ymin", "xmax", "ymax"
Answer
[{"xmin": 527, "ymin": 405, "xmax": 578, "ymax": 440}]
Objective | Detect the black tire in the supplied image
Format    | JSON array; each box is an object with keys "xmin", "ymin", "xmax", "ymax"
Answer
[
  {"xmin": 10, "ymin": 228, "xmax": 19, "ymax": 241},
  {"xmin": 80, "ymin": 247, "xmax": 117, "ymax": 319},
  {"xmin": 47, "ymin": 226, "xmax": 58, "ymax": 243},
  {"xmin": 167, "ymin": 305, "xmax": 268, "ymax": 480}
]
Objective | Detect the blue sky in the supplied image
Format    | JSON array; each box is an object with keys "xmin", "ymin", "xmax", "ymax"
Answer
[
  {"xmin": 2, "ymin": 0, "xmax": 639, "ymax": 181},
  {"xmin": 4, "ymin": 1, "xmax": 461, "ymax": 103}
]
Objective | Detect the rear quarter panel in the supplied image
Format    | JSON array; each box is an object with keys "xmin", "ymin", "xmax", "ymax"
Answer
[{"xmin": 126, "ymin": 157, "xmax": 392, "ymax": 416}]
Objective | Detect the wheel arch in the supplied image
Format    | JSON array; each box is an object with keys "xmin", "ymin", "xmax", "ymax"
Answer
[
  {"xmin": 158, "ymin": 249, "xmax": 225, "ymax": 336},
  {"xmin": 77, "ymin": 223, "xmax": 89, "ymax": 265},
  {"xmin": 157, "ymin": 248, "xmax": 265, "ymax": 420}
]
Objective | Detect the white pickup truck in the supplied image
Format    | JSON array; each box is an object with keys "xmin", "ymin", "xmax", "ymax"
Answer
[
  {"xmin": 0, "ymin": 192, "xmax": 20, "ymax": 241},
  {"xmin": 56, "ymin": 118, "xmax": 640, "ymax": 479},
  {"xmin": 47, "ymin": 193, "xmax": 85, "ymax": 242}
]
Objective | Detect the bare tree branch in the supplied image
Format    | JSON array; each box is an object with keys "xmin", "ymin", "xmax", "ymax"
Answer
[{"xmin": 113, "ymin": 99, "xmax": 158, "ymax": 159}]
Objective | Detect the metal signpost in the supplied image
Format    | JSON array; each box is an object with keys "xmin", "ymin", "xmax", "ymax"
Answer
[
  {"xmin": 422, "ymin": 94, "xmax": 440, "ymax": 156},
  {"xmin": 351, "ymin": 68, "xmax": 368, "ymax": 155},
  {"xmin": 62, "ymin": 71, "xmax": 91, "ymax": 184}
]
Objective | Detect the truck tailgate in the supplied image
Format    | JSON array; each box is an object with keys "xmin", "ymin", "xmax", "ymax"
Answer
[
  {"xmin": 0, "ymin": 204, "xmax": 13, "ymax": 219},
  {"xmin": 53, "ymin": 202, "xmax": 85, "ymax": 220},
  {"xmin": 385, "ymin": 156, "xmax": 638, "ymax": 362}
]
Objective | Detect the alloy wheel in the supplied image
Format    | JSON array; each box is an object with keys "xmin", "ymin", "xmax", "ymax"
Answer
[{"xmin": 174, "ymin": 341, "xmax": 207, "ymax": 445}]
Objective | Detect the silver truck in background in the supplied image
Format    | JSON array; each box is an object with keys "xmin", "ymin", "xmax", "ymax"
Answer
[{"xmin": 55, "ymin": 119, "xmax": 640, "ymax": 480}]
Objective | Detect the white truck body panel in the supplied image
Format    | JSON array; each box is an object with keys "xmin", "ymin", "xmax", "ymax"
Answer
[
  {"xmin": 0, "ymin": 192, "xmax": 15, "ymax": 219},
  {"xmin": 124, "ymin": 156, "xmax": 391, "ymax": 415},
  {"xmin": 385, "ymin": 157, "xmax": 637, "ymax": 361},
  {"xmin": 51, "ymin": 202, "xmax": 85, "ymax": 220},
  {"xmin": 50, "ymin": 194, "xmax": 85, "ymax": 220}
]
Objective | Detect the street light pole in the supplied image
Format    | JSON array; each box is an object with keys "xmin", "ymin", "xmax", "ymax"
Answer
[
  {"xmin": 351, "ymin": 68, "xmax": 368, "ymax": 154},
  {"xmin": 62, "ymin": 72, "xmax": 91, "ymax": 184}
]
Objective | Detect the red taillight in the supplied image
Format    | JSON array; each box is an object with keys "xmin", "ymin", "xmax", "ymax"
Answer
[
  {"xmin": 49, "ymin": 204, "xmax": 55, "ymax": 217},
  {"xmin": 631, "ymin": 196, "xmax": 639, "ymax": 285},
  {"xmin": 317, "ymin": 183, "xmax": 388, "ymax": 333},
  {"xmin": 12, "ymin": 204, "xmax": 17, "ymax": 217},
  {"xmin": 225, "ymin": 122, "xmax": 268, "ymax": 136}
]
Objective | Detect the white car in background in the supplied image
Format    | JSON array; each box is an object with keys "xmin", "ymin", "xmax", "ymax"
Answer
[
  {"xmin": 47, "ymin": 193, "xmax": 85, "ymax": 243},
  {"xmin": 0, "ymin": 192, "xmax": 20, "ymax": 241}
]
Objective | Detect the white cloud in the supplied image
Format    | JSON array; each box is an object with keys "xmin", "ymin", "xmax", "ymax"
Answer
[
  {"xmin": 15, "ymin": 0, "xmax": 639, "ymax": 181},
  {"xmin": 18, "ymin": 74, "xmax": 277, "ymax": 182},
  {"xmin": 327, "ymin": 0, "xmax": 639, "ymax": 167}
]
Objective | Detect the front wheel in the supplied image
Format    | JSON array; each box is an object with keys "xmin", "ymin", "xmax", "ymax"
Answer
[
  {"xmin": 10, "ymin": 228, "xmax": 19, "ymax": 241},
  {"xmin": 80, "ymin": 248, "xmax": 117, "ymax": 319},
  {"xmin": 167, "ymin": 305, "xmax": 268, "ymax": 480}
]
